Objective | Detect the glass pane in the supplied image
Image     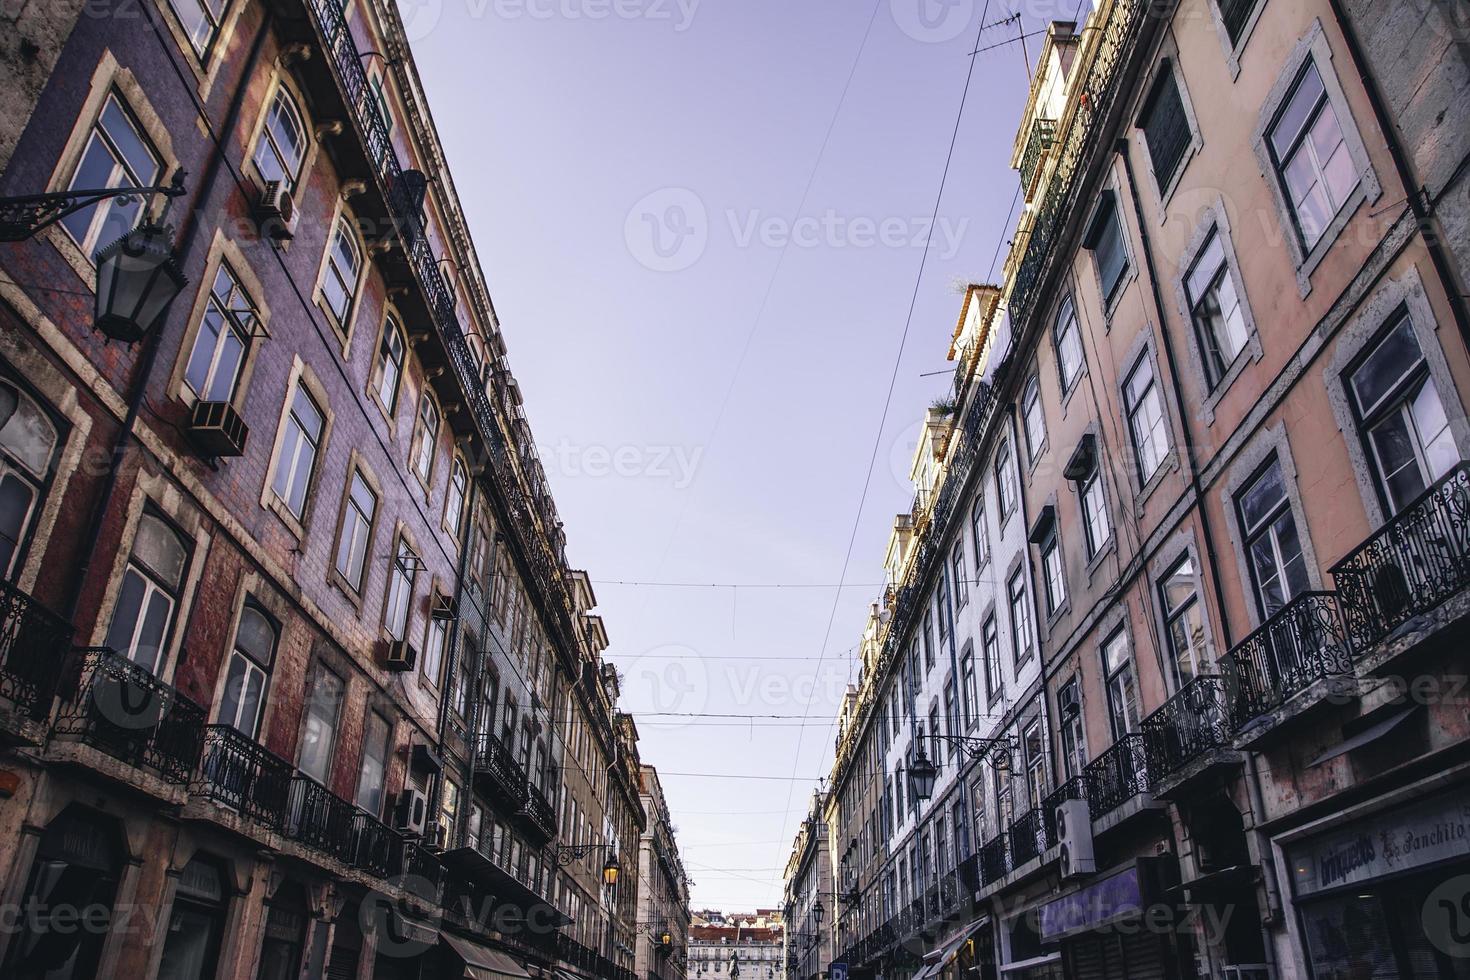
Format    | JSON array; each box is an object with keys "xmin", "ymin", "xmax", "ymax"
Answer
[
  {"xmin": 1161, "ymin": 557, "xmax": 1196, "ymax": 614},
  {"xmin": 235, "ymin": 607, "xmax": 275, "ymax": 666},
  {"xmin": 105, "ymin": 567, "xmax": 146, "ymax": 658},
  {"xmin": 1271, "ymin": 63, "xmax": 1325, "ymax": 160},
  {"xmin": 1250, "ymin": 535, "xmax": 1286, "ymax": 614},
  {"xmin": 1273, "ymin": 511, "xmax": 1310, "ymax": 601},
  {"xmin": 239, "ymin": 665, "xmax": 264, "ymax": 739},
  {"xmin": 101, "ymin": 98, "xmax": 159, "ymax": 184},
  {"xmin": 272, "ymin": 426, "xmax": 301, "ymax": 505},
  {"xmin": 156, "ymin": 904, "xmax": 215, "ymax": 980},
  {"xmin": 1186, "ymin": 232, "xmax": 1224, "ymax": 301},
  {"xmin": 61, "ymin": 137, "xmax": 118, "ymax": 244},
  {"xmin": 1369, "ymin": 412, "xmax": 1423, "ymax": 508},
  {"xmin": 207, "ymin": 327, "xmax": 244, "ymax": 403},
  {"xmin": 1351, "ymin": 318, "xmax": 1422, "ymax": 418},
  {"xmin": 133, "ymin": 587, "xmax": 173, "ymax": 674},
  {"xmin": 133, "ymin": 514, "xmax": 187, "ymax": 590},
  {"xmin": 1413, "ymin": 381, "xmax": 1459, "ymax": 484},
  {"xmin": 218, "ymin": 653, "xmax": 247, "ymax": 729},
  {"xmin": 1240, "ymin": 463, "xmax": 1286, "ymax": 533},
  {"xmin": 0, "ymin": 472, "xmax": 36, "ymax": 578},
  {"xmin": 185, "ymin": 310, "xmax": 224, "ymax": 397},
  {"xmin": 291, "ymin": 388, "xmax": 323, "ymax": 442}
]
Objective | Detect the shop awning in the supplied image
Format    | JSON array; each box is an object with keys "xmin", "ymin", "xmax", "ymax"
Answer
[
  {"xmin": 442, "ymin": 932, "xmax": 533, "ymax": 980},
  {"xmin": 1307, "ymin": 706, "xmax": 1418, "ymax": 767}
]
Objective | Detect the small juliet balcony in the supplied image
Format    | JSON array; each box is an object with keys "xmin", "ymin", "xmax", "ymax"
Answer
[
  {"xmin": 0, "ymin": 579, "xmax": 73, "ymax": 742},
  {"xmin": 193, "ymin": 723, "xmax": 293, "ymax": 831},
  {"xmin": 978, "ymin": 834, "xmax": 1008, "ymax": 886},
  {"xmin": 1140, "ymin": 675, "xmax": 1240, "ymax": 797},
  {"xmin": 283, "ymin": 772, "xmax": 357, "ymax": 859},
  {"xmin": 51, "ymin": 647, "xmax": 206, "ymax": 788},
  {"xmin": 1018, "ymin": 117, "xmax": 1057, "ymax": 201},
  {"xmin": 1008, "ymin": 807, "xmax": 1046, "ymax": 869},
  {"xmin": 1225, "ymin": 592, "xmax": 1355, "ymax": 747},
  {"xmin": 516, "ymin": 781, "xmax": 557, "ymax": 846},
  {"xmin": 1331, "ymin": 462, "xmax": 1470, "ymax": 671},
  {"xmin": 473, "ymin": 732, "xmax": 529, "ymax": 813},
  {"xmin": 1084, "ymin": 733, "xmax": 1154, "ymax": 825}
]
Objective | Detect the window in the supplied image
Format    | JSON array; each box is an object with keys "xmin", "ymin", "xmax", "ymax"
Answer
[
  {"xmin": 1081, "ymin": 468, "xmax": 1111, "ymax": 557},
  {"xmin": 1084, "ymin": 194, "xmax": 1130, "ymax": 304},
  {"xmin": 423, "ymin": 613, "xmax": 448, "ymax": 689},
  {"xmin": 995, "ymin": 442, "xmax": 1017, "ymax": 519},
  {"xmin": 298, "ymin": 664, "xmax": 343, "ymax": 783},
  {"xmin": 355, "ymin": 710, "xmax": 391, "ymax": 815},
  {"xmin": 217, "ymin": 603, "xmax": 275, "ymax": 739},
  {"xmin": 413, "ymin": 393, "xmax": 439, "ymax": 486},
  {"xmin": 1102, "ymin": 630, "xmax": 1140, "ymax": 739},
  {"xmin": 0, "ymin": 382, "xmax": 61, "ymax": 581},
  {"xmin": 1040, "ymin": 533, "xmax": 1067, "ymax": 616},
  {"xmin": 943, "ymin": 680, "xmax": 958, "ymax": 759},
  {"xmin": 1124, "ymin": 356, "xmax": 1169, "ymax": 482},
  {"xmin": 1023, "ymin": 720, "xmax": 1046, "ymax": 808},
  {"xmin": 1347, "ymin": 313, "xmax": 1458, "ymax": 514},
  {"xmin": 1186, "ymin": 229, "xmax": 1249, "ymax": 386},
  {"xmin": 103, "ymin": 511, "xmax": 189, "ymax": 675},
  {"xmin": 271, "ymin": 383, "xmax": 324, "ymax": 520},
  {"xmin": 982, "ymin": 615, "xmax": 1001, "ymax": 702},
  {"xmin": 922, "ymin": 611, "xmax": 935, "ymax": 670},
  {"xmin": 1008, "ymin": 570, "xmax": 1032, "ymax": 666},
  {"xmin": 1217, "ymin": 0, "xmax": 1262, "ymax": 44},
  {"xmin": 321, "ymin": 217, "xmax": 362, "ymax": 329},
  {"xmin": 1237, "ymin": 457, "xmax": 1310, "ymax": 617},
  {"xmin": 438, "ymin": 780, "xmax": 460, "ymax": 848},
  {"xmin": 384, "ymin": 536, "xmax": 418, "ymax": 641},
  {"xmin": 61, "ymin": 93, "xmax": 162, "ymax": 255},
  {"xmin": 367, "ymin": 71, "xmax": 394, "ymax": 164},
  {"xmin": 1139, "ymin": 65, "xmax": 1191, "ymax": 190},
  {"xmin": 1160, "ymin": 556, "xmax": 1207, "ymax": 686},
  {"xmin": 994, "ymin": 766, "xmax": 1013, "ymax": 830},
  {"xmin": 184, "ymin": 262, "xmax": 256, "ymax": 404},
  {"xmin": 1268, "ymin": 60, "xmax": 1358, "ymax": 250},
  {"xmin": 334, "ymin": 469, "xmax": 376, "ymax": 592},
  {"xmin": 1058, "ymin": 678, "xmax": 1087, "ymax": 780},
  {"xmin": 960, "ymin": 648, "xmax": 977, "ymax": 728},
  {"xmin": 1022, "ymin": 376, "xmax": 1046, "ymax": 460},
  {"xmin": 253, "ymin": 87, "xmax": 307, "ymax": 192},
  {"xmin": 890, "ymin": 686, "xmax": 901, "ymax": 737},
  {"xmin": 166, "ymin": 0, "xmax": 229, "ymax": 58},
  {"xmin": 156, "ymin": 856, "xmax": 227, "ymax": 980},
  {"xmin": 951, "ymin": 540, "xmax": 967, "ymax": 608},
  {"xmin": 1053, "ymin": 299, "xmax": 1083, "ymax": 391},
  {"xmin": 971, "ymin": 499, "xmax": 989, "ymax": 568},
  {"xmin": 446, "ymin": 458, "xmax": 468, "ymax": 536},
  {"xmin": 375, "ymin": 315, "xmax": 406, "ymax": 413}
]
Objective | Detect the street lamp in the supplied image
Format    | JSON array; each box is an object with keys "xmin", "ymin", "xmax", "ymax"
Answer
[
  {"xmin": 812, "ymin": 900, "xmax": 824, "ymax": 925},
  {"xmin": 602, "ymin": 854, "xmax": 621, "ymax": 887},
  {"xmin": 93, "ymin": 219, "xmax": 187, "ymax": 343},
  {"xmin": 548, "ymin": 843, "xmax": 621, "ymax": 886},
  {"xmin": 907, "ymin": 750, "xmax": 938, "ymax": 802}
]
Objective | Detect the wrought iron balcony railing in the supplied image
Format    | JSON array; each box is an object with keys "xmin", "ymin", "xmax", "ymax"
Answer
[
  {"xmin": 1018, "ymin": 117, "xmax": 1057, "ymax": 200},
  {"xmin": 1141, "ymin": 675, "xmax": 1233, "ymax": 777},
  {"xmin": 939, "ymin": 869, "xmax": 960, "ymax": 912},
  {"xmin": 52, "ymin": 647, "xmax": 205, "ymax": 784},
  {"xmin": 979, "ymin": 834, "xmax": 1008, "ymax": 885},
  {"xmin": 474, "ymin": 731, "xmax": 529, "ymax": 809},
  {"xmin": 348, "ymin": 807, "xmax": 397, "ymax": 876},
  {"xmin": 1331, "ymin": 462, "xmax": 1470, "ymax": 655},
  {"xmin": 1226, "ymin": 591, "xmax": 1352, "ymax": 727},
  {"xmin": 1084, "ymin": 733, "xmax": 1151, "ymax": 817},
  {"xmin": 393, "ymin": 835, "xmax": 444, "ymax": 890},
  {"xmin": 284, "ymin": 773, "xmax": 357, "ymax": 860},
  {"xmin": 0, "ymin": 579, "xmax": 73, "ymax": 720},
  {"xmin": 519, "ymin": 781, "xmax": 558, "ymax": 844},
  {"xmin": 194, "ymin": 724, "xmax": 293, "ymax": 828},
  {"xmin": 1008, "ymin": 807, "xmax": 1046, "ymax": 867}
]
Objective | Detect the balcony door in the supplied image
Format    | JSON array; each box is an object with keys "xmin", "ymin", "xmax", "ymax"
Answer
[
  {"xmin": 102, "ymin": 511, "xmax": 190, "ymax": 676},
  {"xmin": 0, "ymin": 379, "xmax": 61, "ymax": 582}
]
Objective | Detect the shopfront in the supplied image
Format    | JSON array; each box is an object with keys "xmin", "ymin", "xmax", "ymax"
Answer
[
  {"xmin": 1035, "ymin": 857, "xmax": 1184, "ymax": 980},
  {"xmin": 1285, "ymin": 786, "xmax": 1470, "ymax": 979}
]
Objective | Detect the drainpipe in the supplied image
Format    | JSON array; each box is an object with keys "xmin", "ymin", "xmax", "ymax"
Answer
[
  {"xmin": 1325, "ymin": 0, "xmax": 1470, "ymax": 354},
  {"xmin": 64, "ymin": 12, "xmax": 273, "ymax": 623},
  {"xmin": 1115, "ymin": 144, "xmax": 1285, "ymax": 934}
]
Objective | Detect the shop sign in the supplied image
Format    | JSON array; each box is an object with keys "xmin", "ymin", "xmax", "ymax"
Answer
[
  {"xmin": 1288, "ymin": 789, "xmax": 1470, "ymax": 896},
  {"xmin": 1038, "ymin": 865, "xmax": 1142, "ymax": 940}
]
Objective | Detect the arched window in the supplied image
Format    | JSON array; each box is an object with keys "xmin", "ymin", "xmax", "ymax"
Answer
[
  {"xmin": 321, "ymin": 217, "xmax": 363, "ymax": 330},
  {"xmin": 1021, "ymin": 375, "xmax": 1046, "ymax": 460},
  {"xmin": 375, "ymin": 315, "xmax": 406, "ymax": 413},
  {"xmin": 104, "ymin": 511, "xmax": 190, "ymax": 675},
  {"xmin": 253, "ymin": 87, "xmax": 307, "ymax": 191},
  {"xmin": 413, "ymin": 393, "xmax": 439, "ymax": 485},
  {"xmin": 0, "ymin": 380, "xmax": 61, "ymax": 580},
  {"xmin": 445, "ymin": 457, "xmax": 467, "ymax": 536},
  {"xmin": 1053, "ymin": 298, "xmax": 1083, "ymax": 391},
  {"xmin": 217, "ymin": 602, "xmax": 276, "ymax": 739}
]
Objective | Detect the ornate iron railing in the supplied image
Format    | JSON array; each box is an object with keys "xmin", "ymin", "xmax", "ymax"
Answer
[
  {"xmin": 1330, "ymin": 463, "xmax": 1470, "ymax": 654},
  {"xmin": 924, "ymin": 884, "xmax": 940, "ymax": 919},
  {"xmin": 1084, "ymin": 733, "xmax": 1151, "ymax": 817},
  {"xmin": 348, "ymin": 807, "xmax": 397, "ymax": 876},
  {"xmin": 474, "ymin": 732, "xmax": 529, "ymax": 809},
  {"xmin": 979, "ymin": 834, "xmax": 1008, "ymax": 885},
  {"xmin": 52, "ymin": 647, "xmax": 205, "ymax": 784},
  {"xmin": 194, "ymin": 724, "xmax": 293, "ymax": 827},
  {"xmin": 519, "ymin": 781, "xmax": 558, "ymax": 844},
  {"xmin": 1225, "ymin": 591, "xmax": 1352, "ymax": 727},
  {"xmin": 0, "ymin": 579, "xmax": 73, "ymax": 719},
  {"xmin": 1008, "ymin": 808, "xmax": 1046, "ymax": 867},
  {"xmin": 1018, "ymin": 117, "xmax": 1057, "ymax": 200},
  {"xmin": 1009, "ymin": 0, "xmax": 1149, "ymax": 326},
  {"xmin": 939, "ymin": 869, "xmax": 960, "ymax": 911},
  {"xmin": 393, "ymin": 835, "xmax": 444, "ymax": 890},
  {"xmin": 1141, "ymin": 675, "xmax": 1233, "ymax": 777},
  {"xmin": 284, "ymin": 773, "xmax": 357, "ymax": 859}
]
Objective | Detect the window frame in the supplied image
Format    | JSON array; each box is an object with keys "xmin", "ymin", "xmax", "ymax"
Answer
[
  {"xmin": 1052, "ymin": 297, "xmax": 1084, "ymax": 395},
  {"xmin": 1123, "ymin": 351, "xmax": 1171, "ymax": 489},
  {"xmin": 332, "ymin": 461, "xmax": 379, "ymax": 597},
  {"xmin": 317, "ymin": 211, "xmax": 365, "ymax": 338},
  {"xmin": 1101, "ymin": 629, "xmax": 1140, "ymax": 740},
  {"xmin": 1235, "ymin": 455, "xmax": 1312, "ymax": 620},
  {"xmin": 251, "ymin": 82, "xmax": 309, "ymax": 194},
  {"xmin": 1021, "ymin": 374, "xmax": 1047, "ymax": 463},
  {"xmin": 1007, "ymin": 568, "xmax": 1032, "ymax": 668},
  {"xmin": 59, "ymin": 90, "xmax": 164, "ymax": 258},
  {"xmin": 1082, "ymin": 190, "xmax": 1133, "ymax": 313},
  {"xmin": 268, "ymin": 377, "xmax": 328, "ymax": 527}
]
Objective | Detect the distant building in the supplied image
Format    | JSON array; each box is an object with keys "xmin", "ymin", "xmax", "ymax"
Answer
[
  {"xmin": 637, "ymin": 766, "xmax": 691, "ymax": 980},
  {"xmin": 688, "ymin": 921, "xmax": 784, "ymax": 980}
]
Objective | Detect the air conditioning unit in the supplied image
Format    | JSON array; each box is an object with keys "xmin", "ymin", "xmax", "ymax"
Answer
[
  {"xmin": 384, "ymin": 638, "xmax": 419, "ymax": 672},
  {"xmin": 187, "ymin": 400, "xmax": 249, "ymax": 457},
  {"xmin": 1058, "ymin": 683, "xmax": 1081, "ymax": 718},
  {"xmin": 393, "ymin": 788, "xmax": 429, "ymax": 835},
  {"xmin": 255, "ymin": 179, "xmax": 297, "ymax": 240},
  {"xmin": 1056, "ymin": 797, "xmax": 1096, "ymax": 879}
]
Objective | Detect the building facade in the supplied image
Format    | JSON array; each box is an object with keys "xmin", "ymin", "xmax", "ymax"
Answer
[
  {"xmin": 783, "ymin": 793, "xmax": 835, "ymax": 980},
  {"xmin": 636, "ymin": 765, "xmax": 691, "ymax": 980},
  {"xmin": 0, "ymin": 0, "xmax": 662, "ymax": 976},
  {"xmin": 813, "ymin": 2, "xmax": 1470, "ymax": 980},
  {"xmin": 689, "ymin": 923, "xmax": 783, "ymax": 980}
]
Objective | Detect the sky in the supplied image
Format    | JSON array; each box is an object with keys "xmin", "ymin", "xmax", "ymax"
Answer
[{"xmin": 403, "ymin": 0, "xmax": 1081, "ymax": 911}]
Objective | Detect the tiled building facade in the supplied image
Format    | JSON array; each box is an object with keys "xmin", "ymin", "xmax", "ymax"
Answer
[
  {"xmin": 635, "ymin": 765, "xmax": 690, "ymax": 980},
  {"xmin": 0, "ymin": 0, "xmax": 684, "ymax": 976},
  {"xmin": 811, "ymin": 2, "xmax": 1470, "ymax": 979}
]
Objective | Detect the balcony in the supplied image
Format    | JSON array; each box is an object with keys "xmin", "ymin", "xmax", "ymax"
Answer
[
  {"xmin": 517, "ymin": 781, "xmax": 557, "ymax": 846},
  {"xmin": 0, "ymin": 579, "xmax": 73, "ymax": 734},
  {"xmin": 473, "ymin": 732, "xmax": 529, "ymax": 811},
  {"xmin": 1018, "ymin": 117, "xmax": 1057, "ymax": 200},
  {"xmin": 1084, "ymin": 733, "xmax": 1152, "ymax": 820},
  {"xmin": 1331, "ymin": 462, "xmax": 1470, "ymax": 667},
  {"xmin": 939, "ymin": 869, "xmax": 960, "ymax": 913},
  {"xmin": 1008, "ymin": 808, "xmax": 1046, "ymax": 868},
  {"xmin": 194, "ymin": 724, "xmax": 293, "ymax": 829},
  {"xmin": 1140, "ymin": 676, "xmax": 1238, "ymax": 794},
  {"xmin": 283, "ymin": 773, "xmax": 357, "ymax": 860},
  {"xmin": 347, "ymin": 807, "xmax": 398, "ymax": 876},
  {"xmin": 978, "ymin": 834, "xmax": 1008, "ymax": 886},
  {"xmin": 1040, "ymin": 777, "xmax": 1086, "ymax": 845},
  {"xmin": 51, "ymin": 647, "xmax": 205, "ymax": 786},
  {"xmin": 1226, "ymin": 592, "xmax": 1354, "ymax": 743},
  {"xmin": 392, "ymin": 835, "xmax": 444, "ymax": 892}
]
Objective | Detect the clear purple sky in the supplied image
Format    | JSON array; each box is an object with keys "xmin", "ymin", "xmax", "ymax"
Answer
[{"xmin": 405, "ymin": 0, "xmax": 1078, "ymax": 910}]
